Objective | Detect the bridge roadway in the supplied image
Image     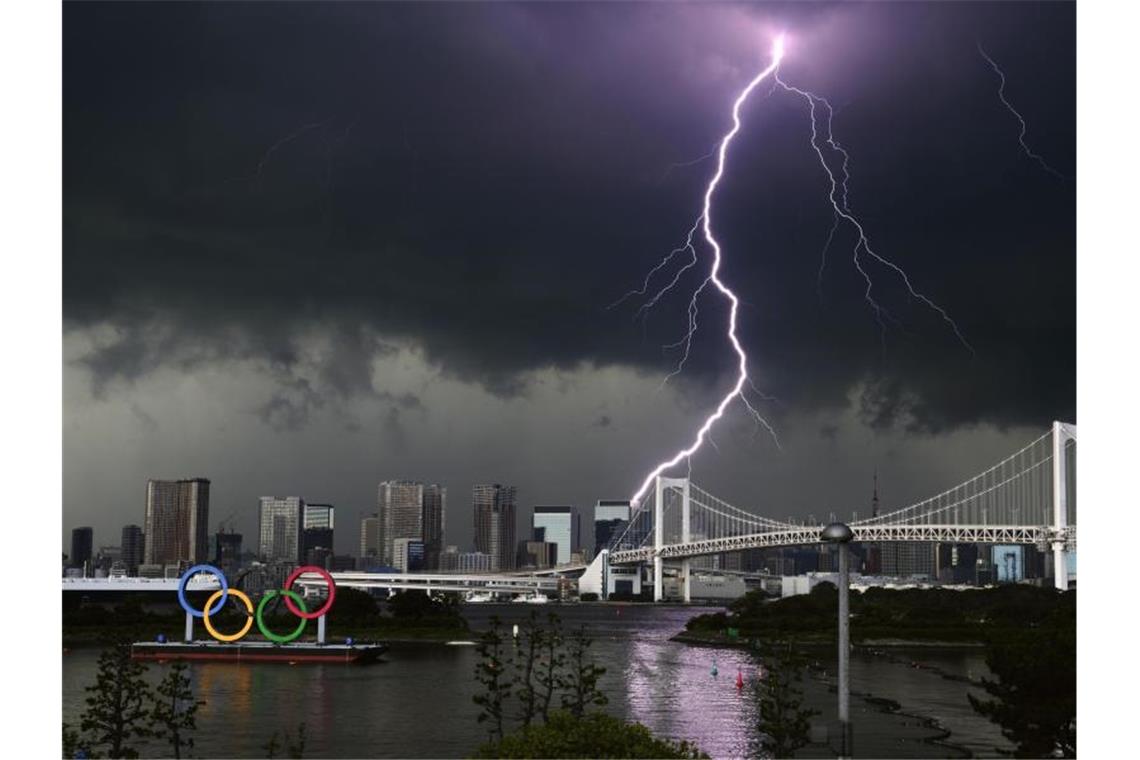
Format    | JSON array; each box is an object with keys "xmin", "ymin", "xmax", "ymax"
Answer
[
  {"xmin": 607, "ymin": 523, "xmax": 1077, "ymax": 565},
  {"xmin": 62, "ymin": 571, "xmax": 566, "ymax": 595}
]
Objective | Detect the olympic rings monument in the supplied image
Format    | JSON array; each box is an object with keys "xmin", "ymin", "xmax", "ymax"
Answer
[{"xmin": 131, "ymin": 564, "xmax": 388, "ymax": 664}]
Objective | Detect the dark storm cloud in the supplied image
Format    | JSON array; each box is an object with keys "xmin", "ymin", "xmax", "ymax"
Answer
[{"xmin": 63, "ymin": 2, "xmax": 1074, "ymax": 431}]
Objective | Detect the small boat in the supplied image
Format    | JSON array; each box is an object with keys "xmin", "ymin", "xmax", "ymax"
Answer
[
  {"xmin": 465, "ymin": 591, "xmax": 494, "ymax": 603},
  {"xmin": 512, "ymin": 591, "xmax": 549, "ymax": 604}
]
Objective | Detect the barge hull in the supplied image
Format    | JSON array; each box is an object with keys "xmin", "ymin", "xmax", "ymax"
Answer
[{"xmin": 131, "ymin": 641, "xmax": 386, "ymax": 664}]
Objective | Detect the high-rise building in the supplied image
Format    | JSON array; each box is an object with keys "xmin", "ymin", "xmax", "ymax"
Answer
[
  {"xmin": 258, "ymin": 496, "xmax": 304, "ymax": 564},
  {"xmin": 473, "ymin": 484, "xmax": 517, "ymax": 571},
  {"xmin": 360, "ymin": 514, "xmax": 381, "ymax": 560},
  {"xmin": 377, "ymin": 481, "xmax": 446, "ymax": 569},
  {"xmin": 120, "ymin": 524, "xmax": 144, "ymax": 576},
  {"xmin": 423, "ymin": 485, "xmax": 446, "ymax": 570},
  {"xmin": 302, "ymin": 503, "xmax": 335, "ymax": 565},
  {"xmin": 533, "ymin": 506, "xmax": 578, "ymax": 566},
  {"xmin": 144, "ymin": 478, "xmax": 210, "ymax": 566},
  {"xmin": 379, "ymin": 481, "xmax": 424, "ymax": 567},
  {"xmin": 594, "ymin": 500, "xmax": 631, "ymax": 556},
  {"xmin": 70, "ymin": 527, "xmax": 94, "ymax": 573}
]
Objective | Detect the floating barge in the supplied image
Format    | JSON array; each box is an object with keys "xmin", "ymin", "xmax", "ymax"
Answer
[{"xmin": 131, "ymin": 640, "xmax": 388, "ymax": 664}]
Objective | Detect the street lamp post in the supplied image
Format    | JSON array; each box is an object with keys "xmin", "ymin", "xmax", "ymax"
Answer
[{"xmin": 821, "ymin": 521, "xmax": 854, "ymax": 758}]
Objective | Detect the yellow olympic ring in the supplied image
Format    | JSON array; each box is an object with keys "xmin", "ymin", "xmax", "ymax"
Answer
[{"xmin": 201, "ymin": 588, "xmax": 254, "ymax": 642}]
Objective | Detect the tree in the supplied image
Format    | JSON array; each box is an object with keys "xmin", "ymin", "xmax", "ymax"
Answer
[
  {"xmin": 80, "ymin": 643, "xmax": 153, "ymax": 758},
  {"xmin": 560, "ymin": 625, "xmax": 607, "ymax": 718},
  {"xmin": 752, "ymin": 643, "xmax": 818, "ymax": 759},
  {"xmin": 474, "ymin": 711, "xmax": 707, "ymax": 759},
  {"xmin": 150, "ymin": 662, "xmax": 203, "ymax": 759},
  {"xmin": 968, "ymin": 624, "xmax": 1076, "ymax": 757},
  {"xmin": 473, "ymin": 616, "xmax": 513, "ymax": 742},
  {"xmin": 513, "ymin": 612, "xmax": 543, "ymax": 727},
  {"xmin": 534, "ymin": 613, "xmax": 565, "ymax": 723}
]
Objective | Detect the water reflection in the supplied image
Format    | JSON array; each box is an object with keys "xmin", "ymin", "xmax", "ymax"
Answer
[{"xmin": 62, "ymin": 606, "xmax": 1011, "ymax": 759}]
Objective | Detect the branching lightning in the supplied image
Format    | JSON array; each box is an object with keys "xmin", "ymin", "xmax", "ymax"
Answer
[
  {"xmin": 976, "ymin": 41, "xmax": 1065, "ymax": 179},
  {"xmin": 774, "ymin": 74, "xmax": 975, "ymax": 353},
  {"xmin": 620, "ymin": 33, "xmax": 976, "ymax": 508}
]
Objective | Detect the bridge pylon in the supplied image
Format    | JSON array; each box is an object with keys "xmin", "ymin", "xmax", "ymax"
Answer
[
  {"xmin": 1051, "ymin": 420, "xmax": 1076, "ymax": 591},
  {"xmin": 653, "ymin": 476, "xmax": 691, "ymax": 602}
]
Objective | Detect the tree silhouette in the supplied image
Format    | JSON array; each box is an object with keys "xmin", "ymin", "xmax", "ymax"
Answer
[
  {"xmin": 79, "ymin": 643, "xmax": 152, "ymax": 758},
  {"xmin": 473, "ymin": 616, "xmax": 512, "ymax": 742},
  {"xmin": 560, "ymin": 624, "xmax": 607, "ymax": 718},
  {"xmin": 150, "ymin": 662, "xmax": 203, "ymax": 759},
  {"xmin": 969, "ymin": 625, "xmax": 1076, "ymax": 757},
  {"xmin": 753, "ymin": 642, "xmax": 818, "ymax": 758}
]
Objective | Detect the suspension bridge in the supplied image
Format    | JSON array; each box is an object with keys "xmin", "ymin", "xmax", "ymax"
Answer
[{"xmin": 584, "ymin": 422, "xmax": 1075, "ymax": 601}]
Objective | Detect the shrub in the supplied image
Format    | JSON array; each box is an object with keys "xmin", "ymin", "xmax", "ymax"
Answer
[{"xmin": 474, "ymin": 711, "xmax": 707, "ymax": 759}]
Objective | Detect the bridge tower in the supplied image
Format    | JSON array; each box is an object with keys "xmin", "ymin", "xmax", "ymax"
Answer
[
  {"xmin": 1051, "ymin": 421, "xmax": 1076, "ymax": 591},
  {"xmin": 653, "ymin": 476, "xmax": 691, "ymax": 602}
]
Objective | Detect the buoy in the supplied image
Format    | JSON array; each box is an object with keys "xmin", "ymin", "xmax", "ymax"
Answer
[
  {"xmin": 512, "ymin": 624, "xmax": 519, "ymax": 639},
  {"xmin": 736, "ymin": 669, "xmax": 744, "ymax": 690}
]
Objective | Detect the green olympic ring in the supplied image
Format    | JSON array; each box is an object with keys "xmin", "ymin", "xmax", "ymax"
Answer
[{"xmin": 255, "ymin": 589, "xmax": 310, "ymax": 644}]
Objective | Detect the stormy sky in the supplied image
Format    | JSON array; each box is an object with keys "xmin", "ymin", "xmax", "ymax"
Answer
[{"xmin": 63, "ymin": 2, "xmax": 1075, "ymax": 557}]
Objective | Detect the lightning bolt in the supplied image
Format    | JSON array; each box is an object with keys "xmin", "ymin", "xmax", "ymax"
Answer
[
  {"xmin": 976, "ymin": 41, "xmax": 1065, "ymax": 179},
  {"xmin": 628, "ymin": 36, "xmax": 787, "ymax": 507},
  {"xmin": 625, "ymin": 34, "xmax": 975, "ymax": 508}
]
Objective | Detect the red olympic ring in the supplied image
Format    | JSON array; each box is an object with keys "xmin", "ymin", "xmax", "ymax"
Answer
[{"xmin": 283, "ymin": 565, "xmax": 337, "ymax": 619}]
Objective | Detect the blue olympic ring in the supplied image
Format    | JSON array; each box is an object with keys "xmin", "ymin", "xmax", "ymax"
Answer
[{"xmin": 177, "ymin": 564, "xmax": 229, "ymax": 617}]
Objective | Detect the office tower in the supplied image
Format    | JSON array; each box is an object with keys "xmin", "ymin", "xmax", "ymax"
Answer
[
  {"xmin": 258, "ymin": 496, "xmax": 304, "ymax": 564},
  {"xmin": 533, "ymin": 505, "xmax": 578, "ymax": 566},
  {"xmin": 120, "ymin": 524, "xmax": 144, "ymax": 576},
  {"xmin": 393, "ymin": 538, "xmax": 426, "ymax": 572},
  {"xmin": 70, "ymin": 527, "xmax": 94, "ymax": 572},
  {"xmin": 144, "ymin": 478, "xmax": 210, "ymax": 566},
  {"xmin": 377, "ymin": 481, "xmax": 446, "ymax": 569},
  {"xmin": 594, "ymin": 500, "xmax": 631, "ymax": 556},
  {"xmin": 473, "ymin": 484, "xmax": 517, "ymax": 571},
  {"xmin": 360, "ymin": 513, "xmax": 381, "ymax": 560},
  {"xmin": 302, "ymin": 503, "xmax": 335, "ymax": 564},
  {"xmin": 378, "ymin": 481, "xmax": 424, "ymax": 567},
  {"xmin": 423, "ymin": 485, "xmax": 446, "ymax": 570},
  {"xmin": 214, "ymin": 531, "xmax": 242, "ymax": 577}
]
